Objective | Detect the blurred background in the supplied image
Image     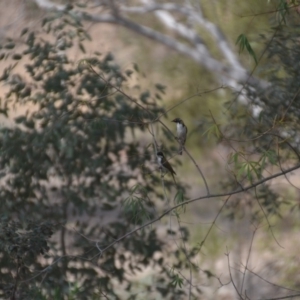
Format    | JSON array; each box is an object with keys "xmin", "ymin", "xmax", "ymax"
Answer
[{"xmin": 1, "ymin": 1, "xmax": 300, "ymax": 299}]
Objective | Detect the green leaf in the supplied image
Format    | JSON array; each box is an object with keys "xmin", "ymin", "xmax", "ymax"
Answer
[
  {"xmin": 12, "ymin": 54, "xmax": 22, "ymax": 60},
  {"xmin": 236, "ymin": 34, "xmax": 257, "ymax": 64},
  {"xmin": 20, "ymin": 28, "xmax": 28, "ymax": 37},
  {"xmin": 174, "ymin": 189, "xmax": 184, "ymax": 205},
  {"xmin": 228, "ymin": 152, "xmax": 239, "ymax": 165},
  {"xmin": 75, "ymin": 3, "xmax": 87, "ymax": 8},
  {"xmin": 14, "ymin": 116, "xmax": 26, "ymax": 124},
  {"xmin": 277, "ymin": 0, "xmax": 289, "ymax": 25},
  {"xmin": 4, "ymin": 43, "xmax": 15, "ymax": 49},
  {"xmin": 133, "ymin": 63, "xmax": 139, "ymax": 73},
  {"xmin": 171, "ymin": 274, "xmax": 184, "ymax": 288},
  {"xmin": 204, "ymin": 269, "xmax": 214, "ymax": 278},
  {"xmin": 140, "ymin": 91, "xmax": 150, "ymax": 103},
  {"xmin": 155, "ymin": 83, "xmax": 166, "ymax": 94},
  {"xmin": 202, "ymin": 124, "xmax": 221, "ymax": 139},
  {"xmin": 79, "ymin": 43, "xmax": 86, "ymax": 53},
  {"xmin": 125, "ymin": 69, "xmax": 133, "ymax": 77},
  {"xmin": 262, "ymin": 149, "xmax": 278, "ymax": 165}
]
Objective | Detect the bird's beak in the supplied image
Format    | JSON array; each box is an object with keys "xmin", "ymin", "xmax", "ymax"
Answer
[{"xmin": 171, "ymin": 119, "xmax": 176, "ymax": 122}]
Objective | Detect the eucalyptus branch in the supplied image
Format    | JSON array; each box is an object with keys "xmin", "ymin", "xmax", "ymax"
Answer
[
  {"xmin": 88, "ymin": 63, "xmax": 211, "ymax": 192},
  {"xmin": 91, "ymin": 163, "xmax": 300, "ymax": 259},
  {"xmin": 18, "ymin": 162, "xmax": 300, "ymax": 286},
  {"xmin": 157, "ymin": 119, "xmax": 210, "ymax": 193},
  {"xmin": 32, "ymin": 0, "xmax": 268, "ymax": 92}
]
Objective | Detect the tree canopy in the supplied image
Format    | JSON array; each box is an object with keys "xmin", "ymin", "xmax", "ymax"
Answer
[{"xmin": 1, "ymin": 1, "xmax": 300, "ymax": 300}]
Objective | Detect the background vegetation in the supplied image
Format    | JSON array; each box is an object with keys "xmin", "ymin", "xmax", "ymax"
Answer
[{"xmin": 1, "ymin": 1, "xmax": 300, "ymax": 299}]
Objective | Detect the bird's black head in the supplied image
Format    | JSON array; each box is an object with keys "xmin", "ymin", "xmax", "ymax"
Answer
[
  {"xmin": 172, "ymin": 118, "xmax": 182, "ymax": 123},
  {"xmin": 157, "ymin": 151, "xmax": 164, "ymax": 157}
]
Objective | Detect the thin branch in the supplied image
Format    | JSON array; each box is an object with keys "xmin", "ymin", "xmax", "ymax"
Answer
[
  {"xmin": 183, "ymin": 146, "xmax": 210, "ymax": 195},
  {"xmin": 90, "ymin": 64, "xmax": 212, "ymax": 192},
  {"xmin": 246, "ymin": 268, "xmax": 300, "ymax": 294},
  {"xmin": 32, "ymin": 0, "xmax": 268, "ymax": 91},
  {"xmin": 256, "ymin": 293, "xmax": 300, "ymax": 300},
  {"xmin": 148, "ymin": 120, "xmax": 170, "ymax": 203},
  {"xmin": 92, "ymin": 162, "xmax": 300, "ymax": 259},
  {"xmin": 281, "ymin": 87, "xmax": 300, "ymax": 121},
  {"xmin": 19, "ymin": 162, "xmax": 300, "ymax": 284},
  {"xmin": 254, "ymin": 187, "xmax": 284, "ymax": 249},
  {"xmin": 196, "ymin": 195, "xmax": 231, "ymax": 255},
  {"xmin": 226, "ymin": 27, "xmax": 277, "ymax": 114},
  {"xmin": 240, "ymin": 226, "xmax": 258, "ymax": 297},
  {"xmin": 270, "ymin": 133, "xmax": 300, "ymax": 162},
  {"xmin": 277, "ymin": 145, "xmax": 300, "ymax": 191},
  {"xmin": 157, "ymin": 119, "xmax": 210, "ymax": 194},
  {"xmin": 226, "ymin": 249, "xmax": 244, "ymax": 300},
  {"xmin": 176, "ymin": 218, "xmax": 193, "ymax": 300},
  {"xmin": 158, "ymin": 85, "xmax": 225, "ymax": 118},
  {"xmin": 239, "ymin": 4, "xmax": 300, "ymax": 18}
]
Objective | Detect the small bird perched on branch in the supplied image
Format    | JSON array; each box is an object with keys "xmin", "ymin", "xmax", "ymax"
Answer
[
  {"xmin": 172, "ymin": 118, "xmax": 187, "ymax": 155},
  {"xmin": 157, "ymin": 151, "xmax": 176, "ymax": 184}
]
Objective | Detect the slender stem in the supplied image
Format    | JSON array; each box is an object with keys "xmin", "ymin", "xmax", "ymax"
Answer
[
  {"xmin": 93, "ymin": 163, "xmax": 300, "ymax": 258},
  {"xmin": 183, "ymin": 146, "xmax": 210, "ymax": 195},
  {"xmin": 240, "ymin": 228, "xmax": 257, "ymax": 297},
  {"xmin": 20, "ymin": 162, "xmax": 300, "ymax": 283}
]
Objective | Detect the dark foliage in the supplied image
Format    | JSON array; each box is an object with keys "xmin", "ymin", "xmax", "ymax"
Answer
[
  {"xmin": 0, "ymin": 9, "xmax": 191, "ymax": 300},
  {"xmin": 219, "ymin": 24, "xmax": 300, "ymax": 220}
]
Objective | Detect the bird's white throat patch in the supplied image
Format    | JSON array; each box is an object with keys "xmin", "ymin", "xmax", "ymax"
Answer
[
  {"xmin": 157, "ymin": 155, "xmax": 163, "ymax": 164},
  {"xmin": 177, "ymin": 122, "xmax": 185, "ymax": 134}
]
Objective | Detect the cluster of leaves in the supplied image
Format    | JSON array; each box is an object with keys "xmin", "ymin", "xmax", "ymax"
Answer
[
  {"xmin": 0, "ymin": 220, "xmax": 55, "ymax": 299},
  {"xmin": 0, "ymin": 8, "xmax": 191, "ymax": 300},
  {"xmin": 203, "ymin": 19, "xmax": 300, "ymax": 220},
  {"xmin": 235, "ymin": 23, "xmax": 300, "ymax": 218}
]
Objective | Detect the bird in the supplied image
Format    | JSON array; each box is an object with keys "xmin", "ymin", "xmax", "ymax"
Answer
[
  {"xmin": 156, "ymin": 151, "xmax": 176, "ymax": 184},
  {"xmin": 172, "ymin": 118, "xmax": 187, "ymax": 155}
]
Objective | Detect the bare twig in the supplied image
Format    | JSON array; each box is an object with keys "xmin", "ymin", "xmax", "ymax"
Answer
[
  {"xmin": 19, "ymin": 162, "xmax": 300, "ymax": 285},
  {"xmin": 256, "ymin": 293, "xmax": 300, "ymax": 300},
  {"xmin": 97, "ymin": 163, "xmax": 300, "ymax": 254},
  {"xmin": 254, "ymin": 187, "xmax": 284, "ymax": 249},
  {"xmin": 183, "ymin": 146, "xmax": 210, "ymax": 195},
  {"xmin": 240, "ymin": 226, "xmax": 258, "ymax": 297},
  {"xmin": 196, "ymin": 195, "xmax": 231, "ymax": 255},
  {"xmin": 226, "ymin": 248, "xmax": 244, "ymax": 300},
  {"xmin": 247, "ymin": 268, "xmax": 300, "ymax": 294},
  {"xmin": 176, "ymin": 218, "xmax": 193, "ymax": 300}
]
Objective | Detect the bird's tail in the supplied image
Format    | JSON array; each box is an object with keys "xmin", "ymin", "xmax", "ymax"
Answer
[{"xmin": 178, "ymin": 145, "xmax": 183, "ymax": 155}]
